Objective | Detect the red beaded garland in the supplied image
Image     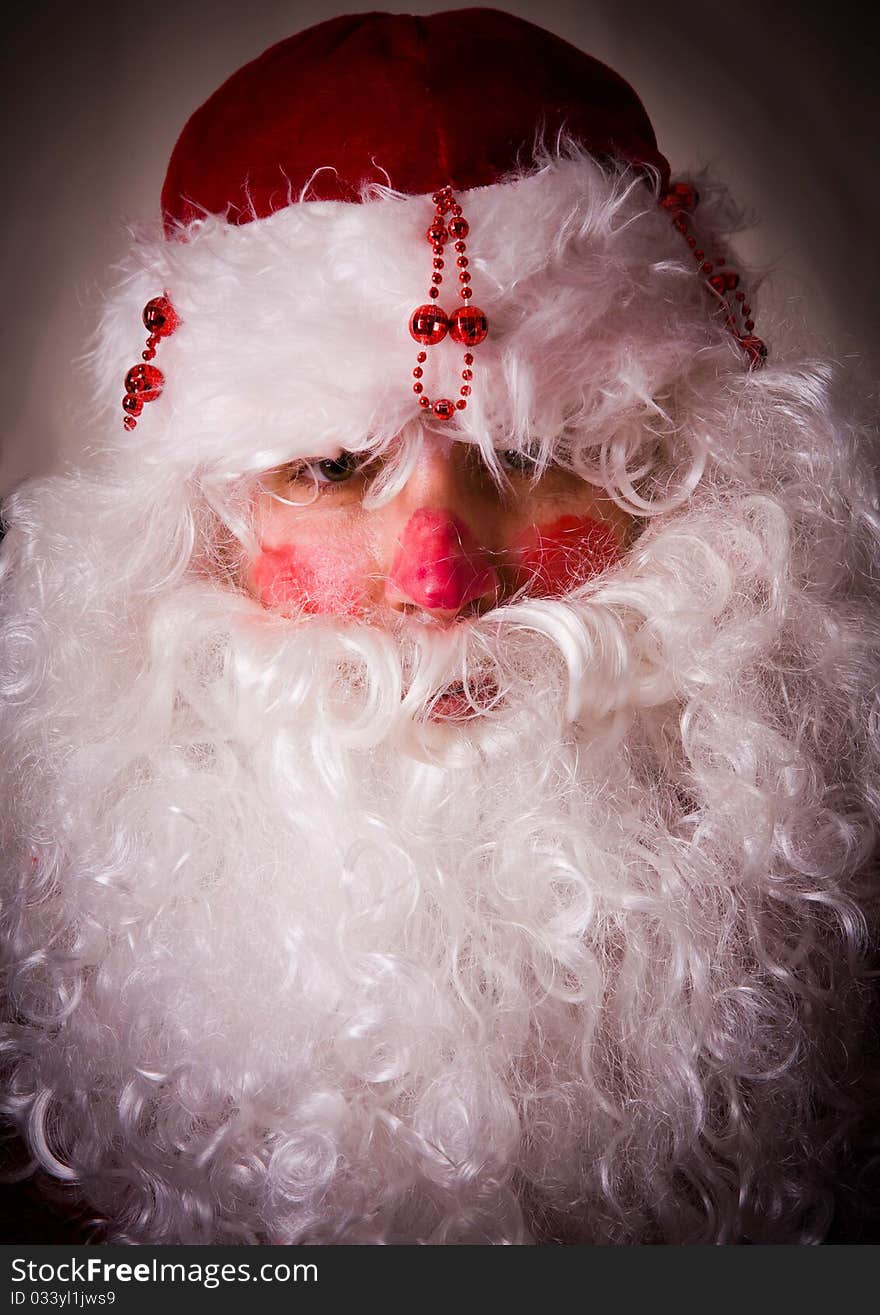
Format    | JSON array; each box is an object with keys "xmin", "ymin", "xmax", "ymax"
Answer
[
  {"xmin": 660, "ymin": 181, "xmax": 766, "ymax": 369},
  {"xmin": 406, "ymin": 185, "xmax": 490, "ymax": 420},
  {"xmin": 122, "ymin": 294, "xmax": 180, "ymax": 430}
]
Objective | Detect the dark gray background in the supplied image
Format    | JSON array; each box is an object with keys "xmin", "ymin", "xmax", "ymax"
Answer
[{"xmin": 3, "ymin": 0, "xmax": 878, "ymax": 495}]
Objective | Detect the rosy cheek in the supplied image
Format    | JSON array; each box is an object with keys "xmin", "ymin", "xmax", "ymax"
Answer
[
  {"xmin": 511, "ymin": 515, "xmax": 622, "ymax": 597},
  {"xmin": 250, "ymin": 542, "xmax": 370, "ymax": 616}
]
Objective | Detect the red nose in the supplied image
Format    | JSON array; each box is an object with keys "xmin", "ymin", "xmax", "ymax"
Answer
[{"xmin": 388, "ymin": 508, "xmax": 498, "ymax": 613}]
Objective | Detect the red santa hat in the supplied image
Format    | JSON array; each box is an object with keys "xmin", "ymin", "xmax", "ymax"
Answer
[
  {"xmin": 115, "ymin": 8, "xmax": 762, "ymax": 466},
  {"xmin": 161, "ymin": 8, "xmax": 670, "ymax": 226}
]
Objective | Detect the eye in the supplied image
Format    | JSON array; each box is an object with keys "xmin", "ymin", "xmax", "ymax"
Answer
[
  {"xmin": 498, "ymin": 448, "xmax": 539, "ymax": 474},
  {"xmin": 310, "ymin": 452, "xmax": 360, "ymax": 483}
]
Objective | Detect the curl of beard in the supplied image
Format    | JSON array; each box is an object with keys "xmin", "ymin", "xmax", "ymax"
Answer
[{"xmin": 1, "ymin": 470, "xmax": 878, "ymax": 1243}]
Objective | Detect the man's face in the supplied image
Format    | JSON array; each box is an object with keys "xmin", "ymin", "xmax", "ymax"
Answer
[{"xmin": 245, "ymin": 435, "xmax": 634, "ymax": 624}]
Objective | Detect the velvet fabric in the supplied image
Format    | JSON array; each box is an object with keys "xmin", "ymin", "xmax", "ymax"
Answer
[{"xmin": 161, "ymin": 7, "xmax": 670, "ymax": 230}]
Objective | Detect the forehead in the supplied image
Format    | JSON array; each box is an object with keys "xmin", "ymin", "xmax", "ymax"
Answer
[{"xmin": 109, "ymin": 159, "xmax": 715, "ymax": 477}]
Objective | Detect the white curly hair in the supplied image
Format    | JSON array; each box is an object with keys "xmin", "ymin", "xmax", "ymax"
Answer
[{"xmin": 1, "ymin": 151, "xmax": 878, "ymax": 1243}]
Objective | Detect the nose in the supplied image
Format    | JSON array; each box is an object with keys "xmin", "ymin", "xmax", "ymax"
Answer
[{"xmin": 386, "ymin": 507, "xmax": 499, "ymax": 619}]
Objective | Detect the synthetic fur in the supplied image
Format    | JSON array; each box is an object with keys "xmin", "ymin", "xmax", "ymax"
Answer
[{"xmin": 1, "ymin": 157, "xmax": 877, "ymax": 1243}]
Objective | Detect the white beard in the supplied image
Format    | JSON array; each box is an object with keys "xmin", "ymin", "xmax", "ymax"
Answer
[{"xmin": 2, "ymin": 464, "xmax": 877, "ymax": 1244}]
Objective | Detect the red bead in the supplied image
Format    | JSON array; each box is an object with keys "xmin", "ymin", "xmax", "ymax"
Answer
[
  {"xmin": 460, "ymin": 287, "xmax": 473, "ymax": 299},
  {"xmin": 419, "ymin": 395, "xmax": 431, "ymax": 409},
  {"xmin": 463, "ymin": 353, "xmax": 474, "ymax": 365},
  {"xmin": 744, "ymin": 319, "xmax": 755, "ymax": 331},
  {"xmin": 142, "ymin": 296, "xmax": 180, "ymax": 338},
  {"xmin": 694, "ymin": 249, "xmax": 704, "ymax": 260},
  {"xmin": 454, "ymin": 240, "xmax": 466, "ymax": 253},
  {"xmin": 448, "ymin": 217, "xmax": 469, "ymax": 240},
  {"xmin": 433, "ymin": 258, "xmax": 444, "ymax": 269},
  {"xmin": 427, "ymin": 222, "xmax": 447, "ymax": 245},
  {"xmin": 123, "ymin": 416, "xmax": 137, "ymax": 431},
  {"xmin": 456, "ymin": 256, "xmax": 468, "ymax": 267},
  {"xmin": 459, "ymin": 272, "xmax": 471, "ymax": 284},
  {"xmin": 124, "ymin": 363, "xmax": 164, "ymax": 400},
  {"xmin": 673, "ymin": 214, "xmax": 689, "ymax": 234},
  {"xmin": 460, "ymin": 385, "xmax": 471, "ymax": 396},
  {"xmin": 456, "ymin": 400, "xmax": 467, "ymax": 410},
  {"xmin": 431, "ymin": 273, "xmax": 443, "ymax": 284},
  {"xmin": 413, "ymin": 383, "xmax": 424, "ymax": 393},
  {"xmin": 700, "ymin": 262, "xmax": 713, "ymax": 274},
  {"xmin": 122, "ymin": 393, "xmax": 143, "ymax": 416},
  {"xmin": 461, "ymin": 369, "xmax": 473, "ymax": 381},
  {"xmin": 433, "ymin": 244, "xmax": 444, "ymax": 256},
  {"xmin": 660, "ymin": 182, "xmax": 699, "ymax": 212},
  {"xmin": 432, "ymin": 399, "xmax": 456, "ymax": 421},
  {"xmin": 740, "ymin": 335, "xmax": 767, "ymax": 368},
  {"xmin": 142, "ymin": 348, "xmax": 156, "ymax": 361},
  {"xmin": 432, "ymin": 190, "xmax": 453, "ymax": 212},
  {"xmin": 742, "ymin": 304, "xmax": 751, "ymax": 316},
  {"xmin": 413, "ymin": 366, "xmax": 423, "ymax": 378},
  {"xmin": 452, "ymin": 204, "xmax": 462, "ymax": 216},
  {"xmin": 417, "ymin": 351, "xmax": 427, "ymax": 363},
  {"xmin": 429, "ymin": 287, "xmax": 440, "ymax": 298},
  {"xmin": 409, "ymin": 304, "xmax": 449, "ymax": 344},
  {"xmin": 686, "ymin": 236, "xmax": 697, "ymax": 248},
  {"xmin": 735, "ymin": 291, "xmax": 745, "ymax": 302}
]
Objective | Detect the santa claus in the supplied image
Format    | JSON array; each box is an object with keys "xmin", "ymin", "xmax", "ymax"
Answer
[{"xmin": 1, "ymin": 9, "xmax": 877, "ymax": 1244}]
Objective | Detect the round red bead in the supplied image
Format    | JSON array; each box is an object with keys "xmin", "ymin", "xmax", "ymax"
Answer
[
  {"xmin": 744, "ymin": 319, "xmax": 755, "ymax": 331},
  {"xmin": 413, "ymin": 366, "xmax": 423, "ymax": 378},
  {"xmin": 409, "ymin": 305, "xmax": 449, "ymax": 345},
  {"xmin": 432, "ymin": 399, "xmax": 456, "ymax": 421},
  {"xmin": 463, "ymin": 353, "xmax": 474, "ymax": 365},
  {"xmin": 431, "ymin": 273, "xmax": 443, "ymax": 284},
  {"xmin": 142, "ymin": 348, "xmax": 156, "ymax": 361},
  {"xmin": 429, "ymin": 287, "xmax": 440, "ymax": 298},
  {"xmin": 460, "ymin": 385, "xmax": 471, "ymax": 396},
  {"xmin": 460, "ymin": 287, "xmax": 473, "ymax": 299},
  {"xmin": 694, "ymin": 249, "xmax": 704, "ymax": 260},
  {"xmin": 427, "ymin": 223, "xmax": 447, "ymax": 245},
  {"xmin": 454, "ymin": 241, "xmax": 466, "ymax": 253},
  {"xmin": 457, "ymin": 256, "xmax": 468, "ymax": 268},
  {"xmin": 433, "ymin": 258, "xmax": 444, "ymax": 269},
  {"xmin": 740, "ymin": 335, "xmax": 767, "ymax": 367},
  {"xmin": 419, "ymin": 395, "xmax": 431, "ymax": 409},
  {"xmin": 417, "ymin": 351, "xmax": 427, "ymax": 363},
  {"xmin": 142, "ymin": 296, "xmax": 180, "ymax": 338},
  {"xmin": 122, "ymin": 393, "xmax": 143, "ymax": 416},
  {"xmin": 413, "ymin": 383, "xmax": 424, "ymax": 393},
  {"xmin": 660, "ymin": 182, "xmax": 699, "ymax": 212},
  {"xmin": 456, "ymin": 400, "xmax": 467, "ymax": 410},
  {"xmin": 461, "ymin": 369, "xmax": 473, "ymax": 381},
  {"xmin": 448, "ymin": 217, "xmax": 469, "ymax": 240},
  {"xmin": 124, "ymin": 363, "xmax": 164, "ymax": 400},
  {"xmin": 459, "ymin": 272, "xmax": 471, "ymax": 284},
  {"xmin": 123, "ymin": 416, "xmax": 137, "ymax": 431}
]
